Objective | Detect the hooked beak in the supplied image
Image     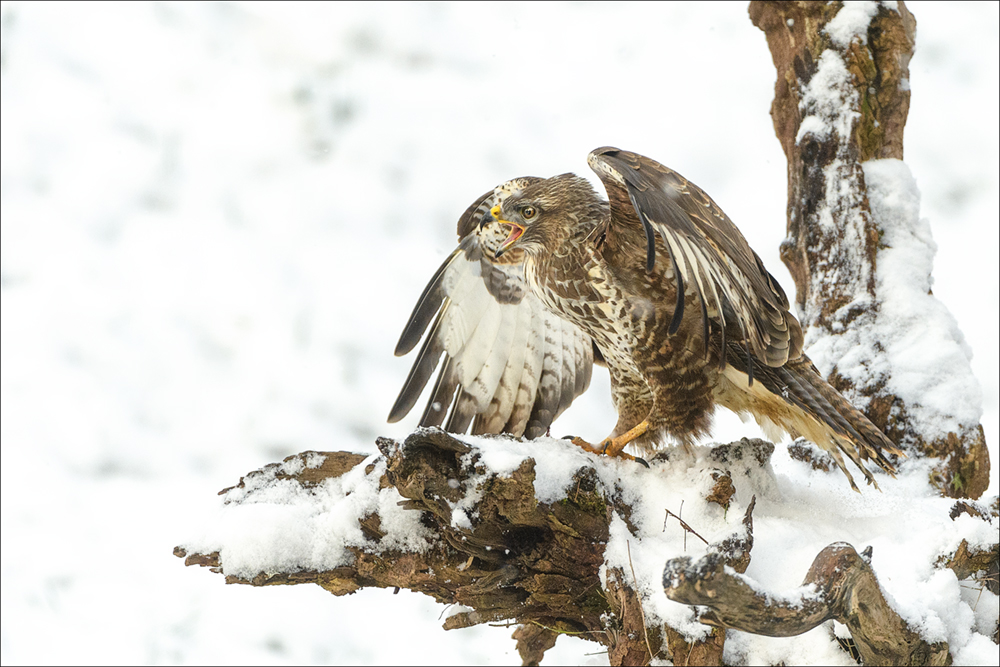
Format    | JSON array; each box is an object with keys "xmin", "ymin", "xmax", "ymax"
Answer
[{"xmin": 490, "ymin": 205, "xmax": 525, "ymax": 259}]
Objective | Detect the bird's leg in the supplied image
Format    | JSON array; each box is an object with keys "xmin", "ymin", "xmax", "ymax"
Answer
[
  {"xmin": 568, "ymin": 419, "xmax": 650, "ymax": 467},
  {"xmin": 568, "ymin": 436, "xmax": 608, "ymax": 455},
  {"xmin": 604, "ymin": 420, "xmax": 650, "ymax": 457}
]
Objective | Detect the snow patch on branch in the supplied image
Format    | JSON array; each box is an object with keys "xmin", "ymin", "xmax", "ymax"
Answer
[
  {"xmin": 824, "ymin": 1, "xmax": 882, "ymax": 48},
  {"xmin": 814, "ymin": 158, "xmax": 874, "ymax": 296},
  {"xmin": 180, "ymin": 454, "xmax": 434, "ymax": 579},
  {"xmin": 865, "ymin": 160, "xmax": 983, "ymax": 435},
  {"xmin": 796, "ymin": 51, "xmax": 859, "ymax": 145},
  {"xmin": 727, "ymin": 565, "xmax": 824, "ymax": 609}
]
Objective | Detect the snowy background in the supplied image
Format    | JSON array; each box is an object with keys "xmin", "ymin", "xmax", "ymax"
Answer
[{"xmin": 1, "ymin": 2, "xmax": 997, "ymax": 664}]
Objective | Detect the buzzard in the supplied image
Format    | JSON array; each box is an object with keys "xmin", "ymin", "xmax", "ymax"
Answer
[{"xmin": 388, "ymin": 147, "xmax": 901, "ymax": 491}]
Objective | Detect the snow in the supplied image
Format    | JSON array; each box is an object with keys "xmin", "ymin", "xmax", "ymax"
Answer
[
  {"xmin": 824, "ymin": 1, "xmax": 882, "ymax": 48},
  {"xmin": 794, "ymin": 8, "xmax": 986, "ymax": 445},
  {"xmin": 1, "ymin": 2, "xmax": 997, "ymax": 665},
  {"xmin": 466, "ymin": 434, "xmax": 607, "ymax": 504},
  {"xmin": 863, "ymin": 159, "xmax": 983, "ymax": 435},
  {"xmin": 804, "ymin": 158, "xmax": 987, "ymax": 440},
  {"xmin": 796, "ymin": 51, "xmax": 860, "ymax": 145},
  {"xmin": 182, "ymin": 453, "xmax": 433, "ymax": 580}
]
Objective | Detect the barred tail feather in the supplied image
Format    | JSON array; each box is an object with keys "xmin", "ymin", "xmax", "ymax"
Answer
[{"xmin": 717, "ymin": 354, "xmax": 902, "ymax": 492}]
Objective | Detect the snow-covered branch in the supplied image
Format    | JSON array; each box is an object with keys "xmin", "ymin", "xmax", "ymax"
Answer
[
  {"xmin": 175, "ymin": 429, "xmax": 776, "ymax": 665},
  {"xmin": 664, "ymin": 542, "xmax": 952, "ymax": 665}
]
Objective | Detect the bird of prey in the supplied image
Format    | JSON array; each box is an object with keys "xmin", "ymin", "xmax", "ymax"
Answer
[{"xmin": 388, "ymin": 147, "xmax": 901, "ymax": 491}]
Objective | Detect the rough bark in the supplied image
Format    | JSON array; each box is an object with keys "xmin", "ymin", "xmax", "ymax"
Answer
[
  {"xmin": 175, "ymin": 429, "xmax": 762, "ymax": 666},
  {"xmin": 749, "ymin": 0, "xmax": 990, "ymax": 498},
  {"xmin": 664, "ymin": 542, "xmax": 952, "ymax": 666}
]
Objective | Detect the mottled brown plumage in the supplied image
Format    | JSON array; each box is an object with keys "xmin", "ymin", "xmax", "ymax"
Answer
[{"xmin": 389, "ymin": 147, "xmax": 902, "ymax": 491}]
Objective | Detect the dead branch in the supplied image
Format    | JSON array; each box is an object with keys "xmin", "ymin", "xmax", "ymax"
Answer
[
  {"xmin": 176, "ymin": 429, "xmax": 770, "ymax": 666},
  {"xmin": 664, "ymin": 541, "xmax": 952, "ymax": 665}
]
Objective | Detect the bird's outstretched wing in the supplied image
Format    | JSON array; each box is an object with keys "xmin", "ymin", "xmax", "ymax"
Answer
[
  {"xmin": 588, "ymin": 146, "xmax": 803, "ymax": 374},
  {"xmin": 388, "ymin": 179, "xmax": 595, "ymax": 438}
]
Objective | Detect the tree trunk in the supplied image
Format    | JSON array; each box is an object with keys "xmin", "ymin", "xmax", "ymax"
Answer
[{"xmin": 749, "ymin": 0, "xmax": 990, "ymax": 499}]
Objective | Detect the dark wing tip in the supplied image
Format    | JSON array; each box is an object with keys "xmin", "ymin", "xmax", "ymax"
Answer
[
  {"xmin": 393, "ymin": 252, "xmax": 457, "ymax": 356},
  {"xmin": 388, "ymin": 329, "xmax": 445, "ymax": 423}
]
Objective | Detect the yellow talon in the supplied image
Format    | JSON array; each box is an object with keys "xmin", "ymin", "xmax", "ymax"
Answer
[
  {"xmin": 604, "ymin": 420, "xmax": 650, "ymax": 457},
  {"xmin": 569, "ymin": 420, "xmax": 651, "ymax": 467}
]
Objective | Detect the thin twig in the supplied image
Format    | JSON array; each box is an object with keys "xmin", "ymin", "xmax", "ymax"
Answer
[
  {"xmin": 664, "ymin": 507, "xmax": 710, "ymax": 546},
  {"xmin": 627, "ymin": 540, "xmax": 655, "ymax": 664},
  {"xmin": 958, "ymin": 582, "xmax": 986, "ymax": 612},
  {"xmin": 681, "ymin": 500, "xmax": 685, "ymax": 551},
  {"xmin": 508, "ymin": 620, "xmax": 604, "ymax": 636}
]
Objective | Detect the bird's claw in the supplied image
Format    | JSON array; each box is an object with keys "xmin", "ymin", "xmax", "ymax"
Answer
[{"xmin": 568, "ymin": 435, "xmax": 646, "ymax": 467}]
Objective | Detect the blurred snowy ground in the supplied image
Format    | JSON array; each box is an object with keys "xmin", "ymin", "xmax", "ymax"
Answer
[{"xmin": 1, "ymin": 2, "xmax": 996, "ymax": 664}]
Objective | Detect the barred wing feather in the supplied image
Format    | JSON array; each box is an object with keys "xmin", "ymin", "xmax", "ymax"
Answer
[{"xmin": 588, "ymin": 147, "xmax": 803, "ymax": 371}]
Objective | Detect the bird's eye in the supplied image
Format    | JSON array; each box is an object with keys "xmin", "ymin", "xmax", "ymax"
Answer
[{"xmin": 521, "ymin": 206, "xmax": 537, "ymax": 220}]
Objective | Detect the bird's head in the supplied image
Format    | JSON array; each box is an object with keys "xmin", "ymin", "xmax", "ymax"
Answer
[{"xmin": 491, "ymin": 174, "xmax": 599, "ymax": 259}]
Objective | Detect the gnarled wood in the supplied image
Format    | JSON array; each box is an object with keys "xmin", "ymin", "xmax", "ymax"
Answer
[
  {"xmin": 175, "ymin": 430, "xmax": 766, "ymax": 665},
  {"xmin": 664, "ymin": 542, "xmax": 952, "ymax": 665}
]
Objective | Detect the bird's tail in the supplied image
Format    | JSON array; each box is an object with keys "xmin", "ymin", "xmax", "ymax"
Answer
[
  {"xmin": 719, "ymin": 354, "xmax": 903, "ymax": 491},
  {"xmin": 780, "ymin": 357, "xmax": 903, "ymax": 490}
]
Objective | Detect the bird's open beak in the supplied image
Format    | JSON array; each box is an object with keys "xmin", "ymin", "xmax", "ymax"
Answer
[{"xmin": 491, "ymin": 205, "xmax": 525, "ymax": 258}]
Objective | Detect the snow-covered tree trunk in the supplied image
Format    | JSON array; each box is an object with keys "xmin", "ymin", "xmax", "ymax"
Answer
[{"xmin": 749, "ymin": 0, "xmax": 990, "ymax": 499}]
